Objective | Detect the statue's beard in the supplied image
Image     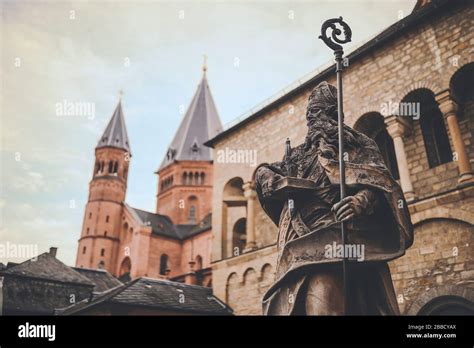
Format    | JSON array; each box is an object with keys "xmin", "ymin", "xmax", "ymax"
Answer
[{"xmin": 304, "ymin": 109, "xmax": 359, "ymax": 159}]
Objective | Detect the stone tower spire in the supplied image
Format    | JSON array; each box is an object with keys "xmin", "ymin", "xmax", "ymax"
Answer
[
  {"xmin": 156, "ymin": 63, "xmax": 222, "ymax": 224},
  {"xmin": 76, "ymin": 96, "xmax": 132, "ymax": 273}
]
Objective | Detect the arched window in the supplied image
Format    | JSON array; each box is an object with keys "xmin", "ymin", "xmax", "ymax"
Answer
[
  {"xmin": 403, "ymin": 89, "xmax": 452, "ymax": 168},
  {"xmin": 232, "ymin": 218, "xmax": 247, "ymax": 256},
  {"xmin": 113, "ymin": 161, "xmax": 119, "ymax": 174},
  {"xmin": 100, "ymin": 161, "xmax": 105, "ymax": 173},
  {"xmin": 189, "ymin": 172, "xmax": 194, "ymax": 185},
  {"xmin": 182, "ymin": 172, "xmax": 188, "ymax": 185},
  {"xmin": 450, "ymin": 63, "xmax": 474, "ymax": 121},
  {"xmin": 108, "ymin": 160, "xmax": 113, "ymax": 173},
  {"xmin": 119, "ymin": 257, "xmax": 131, "ymax": 279},
  {"xmin": 82, "ymin": 246, "xmax": 86, "ymax": 254},
  {"xmin": 354, "ymin": 112, "xmax": 399, "ymax": 180},
  {"xmin": 95, "ymin": 162, "xmax": 100, "ymax": 174},
  {"xmin": 200, "ymin": 172, "xmax": 205, "ymax": 185},
  {"xmin": 188, "ymin": 205, "xmax": 196, "ymax": 223},
  {"xmin": 100, "ymin": 248, "xmax": 105, "ymax": 256},
  {"xmin": 195, "ymin": 255, "xmax": 203, "ymax": 270},
  {"xmin": 194, "ymin": 172, "xmax": 199, "ymax": 185},
  {"xmin": 98, "ymin": 260, "xmax": 105, "ymax": 269},
  {"xmin": 122, "ymin": 222, "xmax": 129, "ymax": 242},
  {"xmin": 159, "ymin": 254, "xmax": 169, "ymax": 275},
  {"xmin": 86, "ymin": 227, "xmax": 90, "ymax": 235},
  {"xmin": 106, "ymin": 215, "xmax": 109, "ymax": 223},
  {"xmin": 187, "ymin": 196, "xmax": 198, "ymax": 223}
]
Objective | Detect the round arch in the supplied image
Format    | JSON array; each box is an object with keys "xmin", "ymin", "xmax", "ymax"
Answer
[
  {"xmin": 119, "ymin": 257, "xmax": 131, "ymax": 277},
  {"xmin": 223, "ymin": 177, "xmax": 244, "ymax": 197},
  {"xmin": 407, "ymin": 285, "xmax": 474, "ymax": 315},
  {"xmin": 353, "ymin": 111, "xmax": 399, "ymax": 179},
  {"xmin": 411, "ymin": 206, "xmax": 474, "ymax": 227}
]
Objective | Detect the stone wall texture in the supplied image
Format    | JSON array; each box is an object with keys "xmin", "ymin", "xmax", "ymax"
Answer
[{"xmin": 210, "ymin": 2, "xmax": 474, "ymax": 315}]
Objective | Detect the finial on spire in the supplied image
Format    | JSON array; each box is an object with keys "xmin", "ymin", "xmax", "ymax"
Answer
[
  {"xmin": 118, "ymin": 89, "xmax": 124, "ymax": 101},
  {"xmin": 202, "ymin": 54, "xmax": 208, "ymax": 74}
]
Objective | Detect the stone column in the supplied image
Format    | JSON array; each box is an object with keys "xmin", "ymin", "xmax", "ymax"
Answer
[
  {"xmin": 242, "ymin": 181, "xmax": 257, "ymax": 252},
  {"xmin": 385, "ymin": 115, "xmax": 416, "ymax": 202},
  {"xmin": 436, "ymin": 90, "xmax": 474, "ymax": 185}
]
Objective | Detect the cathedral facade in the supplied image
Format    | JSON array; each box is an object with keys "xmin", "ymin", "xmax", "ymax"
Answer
[{"xmin": 75, "ymin": 68, "xmax": 222, "ymax": 287}]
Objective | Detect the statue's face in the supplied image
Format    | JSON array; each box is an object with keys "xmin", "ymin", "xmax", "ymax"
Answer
[{"xmin": 305, "ymin": 82, "xmax": 338, "ymax": 125}]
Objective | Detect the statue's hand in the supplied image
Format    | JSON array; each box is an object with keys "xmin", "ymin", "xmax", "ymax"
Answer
[
  {"xmin": 331, "ymin": 196, "xmax": 363, "ymax": 222},
  {"xmin": 259, "ymin": 169, "xmax": 283, "ymax": 198}
]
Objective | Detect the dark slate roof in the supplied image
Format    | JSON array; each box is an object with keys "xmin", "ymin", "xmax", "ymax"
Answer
[
  {"xmin": 125, "ymin": 204, "xmax": 211, "ymax": 240},
  {"xmin": 96, "ymin": 100, "xmax": 131, "ymax": 154},
  {"xmin": 159, "ymin": 74, "xmax": 223, "ymax": 170},
  {"xmin": 176, "ymin": 213, "xmax": 212, "ymax": 239},
  {"xmin": 1, "ymin": 252, "xmax": 94, "ymax": 286},
  {"xmin": 126, "ymin": 204, "xmax": 178, "ymax": 239},
  {"xmin": 57, "ymin": 277, "xmax": 233, "ymax": 315},
  {"xmin": 72, "ymin": 267, "xmax": 123, "ymax": 292}
]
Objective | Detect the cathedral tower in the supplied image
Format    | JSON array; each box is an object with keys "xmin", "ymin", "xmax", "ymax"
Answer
[
  {"xmin": 76, "ymin": 97, "xmax": 131, "ymax": 274},
  {"xmin": 156, "ymin": 64, "xmax": 222, "ymax": 224}
]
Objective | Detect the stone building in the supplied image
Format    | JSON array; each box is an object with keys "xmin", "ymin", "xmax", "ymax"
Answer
[
  {"xmin": 0, "ymin": 247, "xmax": 121, "ymax": 315},
  {"xmin": 75, "ymin": 66, "xmax": 222, "ymax": 287},
  {"xmin": 205, "ymin": 0, "xmax": 474, "ymax": 315},
  {"xmin": 0, "ymin": 247, "xmax": 231, "ymax": 316}
]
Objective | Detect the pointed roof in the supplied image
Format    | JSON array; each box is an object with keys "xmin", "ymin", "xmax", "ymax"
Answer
[
  {"xmin": 159, "ymin": 72, "xmax": 222, "ymax": 170},
  {"xmin": 97, "ymin": 99, "xmax": 131, "ymax": 154}
]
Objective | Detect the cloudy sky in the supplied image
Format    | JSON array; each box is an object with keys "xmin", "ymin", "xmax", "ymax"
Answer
[{"xmin": 0, "ymin": 0, "xmax": 415, "ymax": 266}]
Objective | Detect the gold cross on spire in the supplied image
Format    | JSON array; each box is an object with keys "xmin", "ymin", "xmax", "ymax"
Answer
[{"xmin": 202, "ymin": 54, "xmax": 208, "ymax": 74}]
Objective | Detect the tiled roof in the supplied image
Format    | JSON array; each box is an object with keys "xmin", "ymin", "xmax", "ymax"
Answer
[
  {"xmin": 96, "ymin": 100, "xmax": 131, "ymax": 154},
  {"xmin": 1, "ymin": 252, "xmax": 94, "ymax": 286},
  {"xmin": 125, "ymin": 204, "xmax": 211, "ymax": 240},
  {"xmin": 58, "ymin": 277, "xmax": 233, "ymax": 315},
  {"xmin": 159, "ymin": 74, "xmax": 222, "ymax": 170},
  {"xmin": 72, "ymin": 267, "xmax": 123, "ymax": 292}
]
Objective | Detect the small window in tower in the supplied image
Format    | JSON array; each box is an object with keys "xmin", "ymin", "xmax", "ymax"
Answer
[
  {"xmin": 113, "ymin": 161, "xmax": 119, "ymax": 175},
  {"xmin": 82, "ymin": 246, "xmax": 86, "ymax": 254},
  {"xmin": 104, "ymin": 231, "xmax": 108, "ymax": 237},
  {"xmin": 188, "ymin": 205, "xmax": 196, "ymax": 223},
  {"xmin": 86, "ymin": 227, "xmax": 90, "ymax": 235},
  {"xmin": 101, "ymin": 248, "xmax": 105, "ymax": 256},
  {"xmin": 106, "ymin": 215, "xmax": 110, "ymax": 223},
  {"xmin": 160, "ymin": 254, "xmax": 169, "ymax": 275},
  {"xmin": 98, "ymin": 260, "xmax": 105, "ymax": 269},
  {"xmin": 89, "ymin": 212, "xmax": 92, "ymax": 219},
  {"xmin": 108, "ymin": 161, "xmax": 113, "ymax": 173},
  {"xmin": 194, "ymin": 172, "xmax": 199, "ymax": 185}
]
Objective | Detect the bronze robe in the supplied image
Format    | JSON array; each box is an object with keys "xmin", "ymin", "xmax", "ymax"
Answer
[{"xmin": 256, "ymin": 137, "xmax": 413, "ymax": 315}]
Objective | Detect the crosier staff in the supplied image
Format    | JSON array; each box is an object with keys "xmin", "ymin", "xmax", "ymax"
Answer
[{"xmin": 319, "ymin": 16, "xmax": 352, "ymax": 315}]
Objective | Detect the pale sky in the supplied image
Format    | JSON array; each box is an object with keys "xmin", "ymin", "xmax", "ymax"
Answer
[{"xmin": 0, "ymin": 0, "xmax": 416, "ymax": 266}]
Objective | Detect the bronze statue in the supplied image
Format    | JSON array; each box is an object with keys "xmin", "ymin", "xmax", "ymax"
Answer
[{"xmin": 255, "ymin": 81, "xmax": 414, "ymax": 315}]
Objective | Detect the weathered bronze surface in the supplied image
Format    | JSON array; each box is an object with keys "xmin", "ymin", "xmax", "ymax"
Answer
[{"xmin": 255, "ymin": 81, "xmax": 414, "ymax": 315}]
